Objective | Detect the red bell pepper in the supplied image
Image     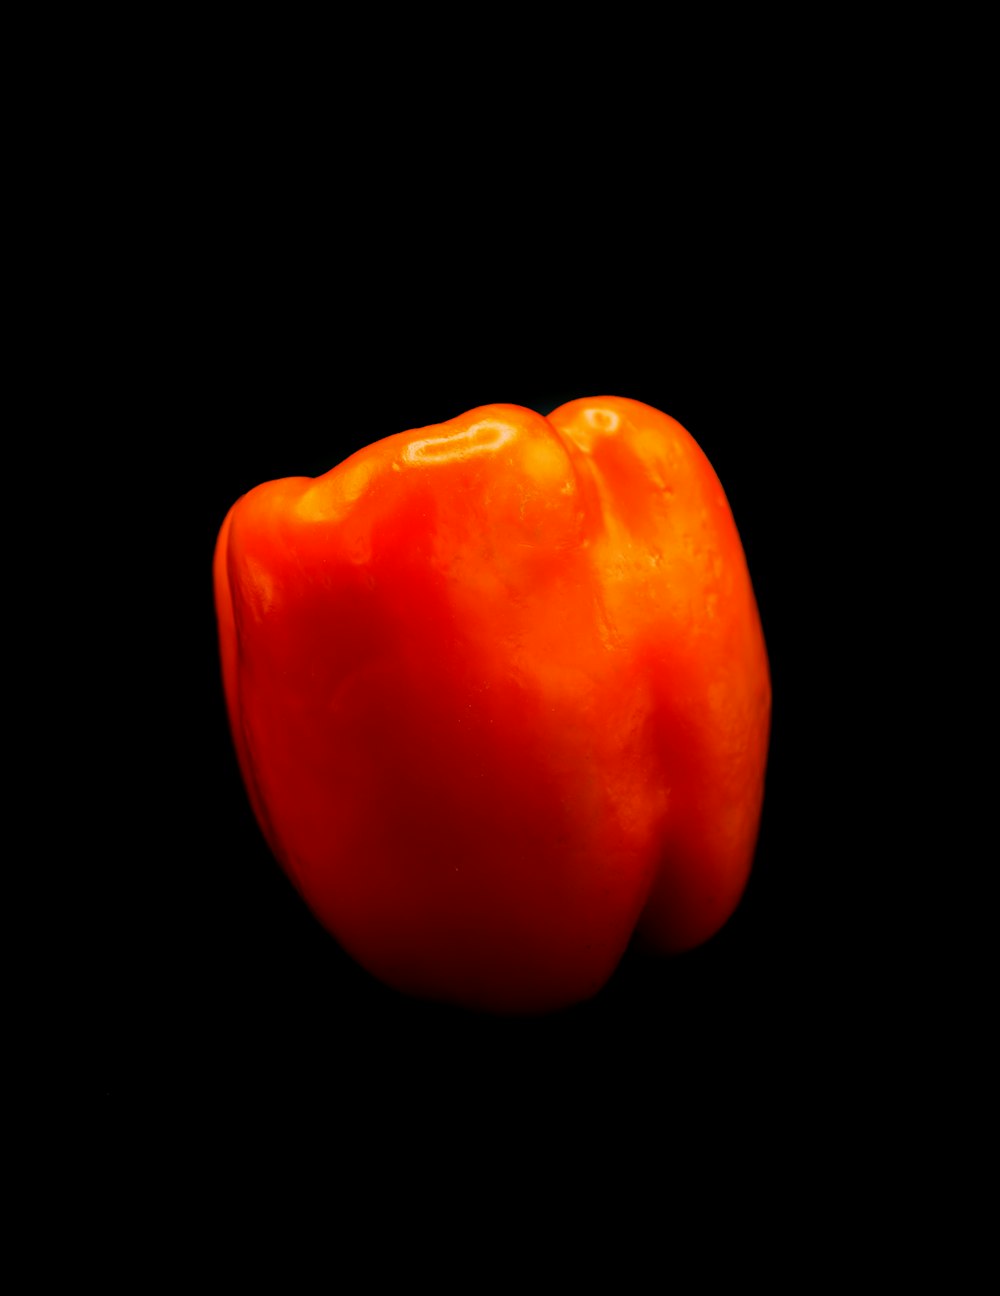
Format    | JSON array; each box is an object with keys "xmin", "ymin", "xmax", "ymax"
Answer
[{"xmin": 214, "ymin": 397, "xmax": 771, "ymax": 1013}]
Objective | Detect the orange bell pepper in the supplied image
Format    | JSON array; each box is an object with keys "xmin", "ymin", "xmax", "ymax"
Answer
[{"xmin": 214, "ymin": 397, "xmax": 771, "ymax": 1013}]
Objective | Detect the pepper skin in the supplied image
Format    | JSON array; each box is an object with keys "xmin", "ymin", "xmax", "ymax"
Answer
[{"xmin": 214, "ymin": 397, "xmax": 771, "ymax": 1014}]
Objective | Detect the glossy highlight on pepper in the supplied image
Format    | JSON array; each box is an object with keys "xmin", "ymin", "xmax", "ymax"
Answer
[{"xmin": 214, "ymin": 397, "xmax": 771, "ymax": 1014}]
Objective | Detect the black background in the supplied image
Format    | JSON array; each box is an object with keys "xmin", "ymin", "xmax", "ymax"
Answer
[
  {"xmin": 27, "ymin": 20, "xmax": 963, "ymax": 1262},
  {"xmin": 39, "ymin": 23, "xmax": 976, "ymax": 1263}
]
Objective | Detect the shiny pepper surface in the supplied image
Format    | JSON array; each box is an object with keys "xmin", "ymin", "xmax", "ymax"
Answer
[{"xmin": 214, "ymin": 397, "xmax": 771, "ymax": 1013}]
